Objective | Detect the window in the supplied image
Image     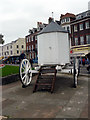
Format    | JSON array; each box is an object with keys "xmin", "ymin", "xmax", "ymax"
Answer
[
  {"xmin": 85, "ymin": 22, "xmax": 89, "ymax": 29},
  {"xmin": 27, "ymin": 37, "xmax": 28, "ymax": 43},
  {"xmin": 29, "ymin": 46, "xmax": 31, "ymax": 51},
  {"xmin": 31, "ymin": 36, "xmax": 33, "ymax": 41},
  {"xmin": 86, "ymin": 35, "xmax": 90, "ymax": 44},
  {"xmin": 32, "ymin": 45, "xmax": 33, "ymax": 50},
  {"xmin": 10, "ymin": 45, "xmax": 12, "ymax": 49},
  {"xmin": 75, "ymin": 37, "xmax": 78, "ymax": 45},
  {"xmin": 7, "ymin": 46, "xmax": 9, "ymax": 50},
  {"xmin": 79, "ymin": 23, "xmax": 83, "ymax": 30},
  {"xmin": 17, "ymin": 45, "xmax": 19, "ymax": 48},
  {"xmin": 35, "ymin": 44, "xmax": 37, "ymax": 49},
  {"xmin": 74, "ymin": 25, "xmax": 78, "ymax": 32},
  {"xmin": 27, "ymin": 46, "xmax": 28, "ymax": 50},
  {"xmin": 29, "ymin": 37, "xmax": 30, "ymax": 42},
  {"xmin": 32, "ymin": 53, "xmax": 34, "ymax": 58},
  {"xmin": 80, "ymin": 36, "xmax": 84, "ymax": 45},
  {"xmin": 61, "ymin": 19, "xmax": 65, "ymax": 23},
  {"xmin": 67, "ymin": 26, "xmax": 70, "ymax": 32},
  {"xmin": 17, "ymin": 50, "xmax": 19, "ymax": 54},
  {"xmin": 22, "ymin": 45, "xmax": 24, "ymax": 48},
  {"xmin": 35, "ymin": 36, "xmax": 37, "ymax": 40},
  {"xmin": 7, "ymin": 51, "xmax": 9, "ymax": 55},
  {"xmin": 30, "ymin": 53, "xmax": 31, "ymax": 59},
  {"xmin": 11, "ymin": 51, "xmax": 12, "ymax": 55},
  {"xmin": 66, "ymin": 18, "xmax": 69, "ymax": 22}
]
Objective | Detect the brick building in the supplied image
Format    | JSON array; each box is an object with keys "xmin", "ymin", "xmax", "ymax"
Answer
[
  {"xmin": 25, "ymin": 22, "xmax": 47, "ymax": 62},
  {"xmin": 60, "ymin": 13, "xmax": 76, "ymax": 48},
  {"xmin": 60, "ymin": 13, "xmax": 76, "ymax": 33},
  {"xmin": 70, "ymin": 10, "xmax": 90, "ymax": 56}
]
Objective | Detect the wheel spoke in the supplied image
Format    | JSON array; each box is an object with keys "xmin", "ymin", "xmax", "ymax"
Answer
[
  {"xmin": 23, "ymin": 76, "xmax": 27, "ymax": 84},
  {"xmin": 21, "ymin": 72, "xmax": 26, "ymax": 75},
  {"xmin": 22, "ymin": 74, "xmax": 26, "ymax": 81},
  {"xmin": 20, "ymin": 59, "xmax": 32, "ymax": 86},
  {"xmin": 27, "ymin": 75, "xmax": 29, "ymax": 84}
]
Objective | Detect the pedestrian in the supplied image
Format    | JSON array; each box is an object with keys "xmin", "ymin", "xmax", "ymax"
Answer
[
  {"xmin": 82, "ymin": 58, "xmax": 85, "ymax": 66},
  {"xmin": 87, "ymin": 57, "xmax": 89, "ymax": 64},
  {"xmin": 20, "ymin": 51, "xmax": 25, "ymax": 62},
  {"xmin": 30, "ymin": 58, "xmax": 33, "ymax": 68}
]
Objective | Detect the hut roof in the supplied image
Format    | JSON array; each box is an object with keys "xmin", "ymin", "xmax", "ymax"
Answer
[{"xmin": 38, "ymin": 21, "xmax": 67, "ymax": 35}]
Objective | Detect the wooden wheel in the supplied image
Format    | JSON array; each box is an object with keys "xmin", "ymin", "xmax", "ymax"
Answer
[{"xmin": 19, "ymin": 59, "xmax": 32, "ymax": 87}]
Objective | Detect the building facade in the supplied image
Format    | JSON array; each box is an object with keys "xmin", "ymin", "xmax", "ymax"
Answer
[
  {"xmin": 70, "ymin": 10, "xmax": 90, "ymax": 57},
  {"xmin": 0, "ymin": 46, "xmax": 2, "ymax": 59},
  {"xmin": 1, "ymin": 38, "xmax": 26, "ymax": 63},
  {"xmin": 26, "ymin": 22, "xmax": 47, "ymax": 61},
  {"xmin": 60, "ymin": 13, "xmax": 75, "ymax": 33},
  {"xmin": 60, "ymin": 13, "xmax": 76, "ymax": 48},
  {"xmin": 26, "ymin": 29, "xmax": 39, "ymax": 60},
  {"xmin": 12, "ymin": 38, "xmax": 26, "ymax": 56}
]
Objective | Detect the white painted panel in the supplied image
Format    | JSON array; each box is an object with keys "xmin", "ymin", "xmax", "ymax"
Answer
[
  {"xmin": 38, "ymin": 32, "xmax": 70, "ymax": 65},
  {"xmin": 57, "ymin": 33, "xmax": 70, "ymax": 64}
]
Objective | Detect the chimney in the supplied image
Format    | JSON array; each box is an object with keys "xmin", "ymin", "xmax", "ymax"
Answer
[{"xmin": 48, "ymin": 17, "xmax": 53, "ymax": 24}]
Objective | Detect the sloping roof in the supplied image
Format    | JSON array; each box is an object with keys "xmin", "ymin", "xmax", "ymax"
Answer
[
  {"xmin": 38, "ymin": 21, "xmax": 67, "ymax": 35},
  {"xmin": 61, "ymin": 13, "xmax": 75, "ymax": 19}
]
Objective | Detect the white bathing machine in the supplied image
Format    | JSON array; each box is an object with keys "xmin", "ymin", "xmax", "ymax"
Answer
[
  {"xmin": 37, "ymin": 21, "xmax": 70, "ymax": 65},
  {"xmin": 19, "ymin": 21, "xmax": 79, "ymax": 89}
]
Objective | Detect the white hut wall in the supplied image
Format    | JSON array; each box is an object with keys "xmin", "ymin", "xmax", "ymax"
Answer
[
  {"xmin": 57, "ymin": 32, "xmax": 70, "ymax": 64},
  {"xmin": 38, "ymin": 32, "xmax": 58, "ymax": 65}
]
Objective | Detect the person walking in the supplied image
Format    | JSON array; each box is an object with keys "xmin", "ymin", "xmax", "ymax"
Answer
[
  {"xmin": 82, "ymin": 58, "xmax": 85, "ymax": 66},
  {"xmin": 19, "ymin": 51, "xmax": 25, "ymax": 62},
  {"xmin": 87, "ymin": 57, "xmax": 89, "ymax": 64},
  {"xmin": 30, "ymin": 58, "xmax": 33, "ymax": 68}
]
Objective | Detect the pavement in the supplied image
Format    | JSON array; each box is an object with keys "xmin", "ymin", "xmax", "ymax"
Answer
[
  {"xmin": 1, "ymin": 71, "xmax": 88, "ymax": 119},
  {"xmin": 80, "ymin": 64, "xmax": 90, "ymax": 76}
]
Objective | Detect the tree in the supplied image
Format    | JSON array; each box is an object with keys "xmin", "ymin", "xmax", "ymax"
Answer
[{"xmin": 0, "ymin": 34, "xmax": 4, "ymax": 44}]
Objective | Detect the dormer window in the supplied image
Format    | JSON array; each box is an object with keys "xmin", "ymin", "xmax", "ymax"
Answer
[
  {"xmin": 61, "ymin": 19, "xmax": 65, "ymax": 23},
  {"xmin": 66, "ymin": 18, "xmax": 69, "ymax": 22}
]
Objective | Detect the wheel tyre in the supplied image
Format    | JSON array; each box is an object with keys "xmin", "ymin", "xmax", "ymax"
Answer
[
  {"xmin": 19, "ymin": 59, "xmax": 32, "ymax": 87},
  {"xmin": 22, "ymin": 84, "xmax": 27, "ymax": 88}
]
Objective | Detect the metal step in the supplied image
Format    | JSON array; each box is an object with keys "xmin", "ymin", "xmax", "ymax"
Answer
[{"xmin": 33, "ymin": 66, "xmax": 56, "ymax": 93}]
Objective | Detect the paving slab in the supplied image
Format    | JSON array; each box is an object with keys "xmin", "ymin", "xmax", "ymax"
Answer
[{"xmin": 2, "ymin": 74, "xmax": 88, "ymax": 118}]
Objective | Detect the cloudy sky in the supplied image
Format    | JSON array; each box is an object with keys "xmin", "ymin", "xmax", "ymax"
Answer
[{"xmin": 0, "ymin": 0, "xmax": 89, "ymax": 44}]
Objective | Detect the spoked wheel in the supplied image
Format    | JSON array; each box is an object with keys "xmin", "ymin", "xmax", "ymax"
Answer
[{"xmin": 19, "ymin": 59, "xmax": 32, "ymax": 87}]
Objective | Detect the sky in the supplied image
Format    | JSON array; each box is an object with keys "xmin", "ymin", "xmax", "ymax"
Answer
[{"xmin": 0, "ymin": 0, "xmax": 89, "ymax": 44}]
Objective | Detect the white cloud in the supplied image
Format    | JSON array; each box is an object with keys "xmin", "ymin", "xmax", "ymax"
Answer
[{"xmin": 0, "ymin": 0, "xmax": 89, "ymax": 44}]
